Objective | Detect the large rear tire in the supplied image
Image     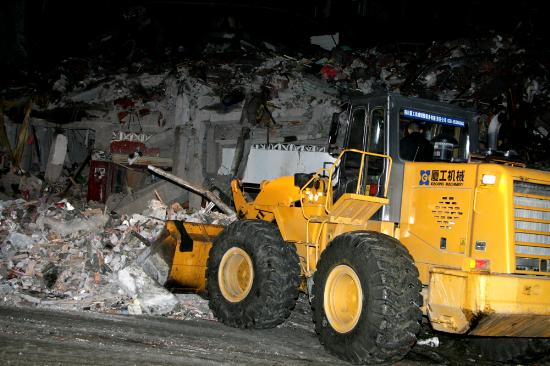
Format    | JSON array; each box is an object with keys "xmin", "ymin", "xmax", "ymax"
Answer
[
  {"xmin": 206, "ymin": 220, "xmax": 300, "ymax": 329},
  {"xmin": 312, "ymin": 231, "xmax": 422, "ymax": 364},
  {"xmin": 470, "ymin": 337, "xmax": 550, "ymax": 363}
]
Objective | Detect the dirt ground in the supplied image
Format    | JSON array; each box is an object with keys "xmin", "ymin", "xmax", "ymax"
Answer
[{"xmin": 0, "ymin": 297, "xmax": 548, "ymax": 366}]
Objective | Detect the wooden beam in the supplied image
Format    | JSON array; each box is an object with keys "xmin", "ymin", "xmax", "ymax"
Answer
[{"xmin": 147, "ymin": 165, "xmax": 236, "ymax": 217}]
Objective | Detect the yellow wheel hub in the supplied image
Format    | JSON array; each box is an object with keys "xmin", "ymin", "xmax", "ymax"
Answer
[
  {"xmin": 324, "ymin": 264, "xmax": 363, "ymax": 333},
  {"xmin": 218, "ymin": 247, "xmax": 254, "ymax": 302}
]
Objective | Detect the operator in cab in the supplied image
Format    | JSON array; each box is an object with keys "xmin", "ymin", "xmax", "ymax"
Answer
[{"xmin": 400, "ymin": 122, "xmax": 433, "ymax": 161}]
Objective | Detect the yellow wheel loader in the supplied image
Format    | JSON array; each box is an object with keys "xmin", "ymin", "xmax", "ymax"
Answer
[{"xmin": 154, "ymin": 92, "xmax": 550, "ymax": 364}]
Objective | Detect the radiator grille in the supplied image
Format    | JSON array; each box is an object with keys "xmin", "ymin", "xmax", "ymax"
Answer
[{"xmin": 514, "ymin": 181, "xmax": 550, "ymax": 274}]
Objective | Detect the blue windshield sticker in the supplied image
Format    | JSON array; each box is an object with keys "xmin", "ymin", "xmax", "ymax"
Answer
[{"xmin": 403, "ymin": 109, "xmax": 465, "ymax": 127}]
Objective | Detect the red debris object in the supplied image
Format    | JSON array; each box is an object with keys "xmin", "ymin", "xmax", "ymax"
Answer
[
  {"xmin": 109, "ymin": 141, "xmax": 160, "ymax": 157},
  {"xmin": 8, "ymin": 268, "xmax": 26, "ymax": 279},
  {"xmin": 87, "ymin": 160, "xmax": 120, "ymax": 203},
  {"xmin": 138, "ymin": 108, "xmax": 150, "ymax": 117},
  {"xmin": 320, "ymin": 64, "xmax": 338, "ymax": 79},
  {"xmin": 54, "ymin": 201, "xmax": 66, "ymax": 209},
  {"xmin": 114, "ymin": 98, "xmax": 136, "ymax": 109},
  {"xmin": 110, "ymin": 140, "xmax": 146, "ymax": 154},
  {"xmin": 117, "ymin": 111, "xmax": 129, "ymax": 123}
]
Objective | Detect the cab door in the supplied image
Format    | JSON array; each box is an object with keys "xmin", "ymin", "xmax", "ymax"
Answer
[
  {"xmin": 336, "ymin": 106, "xmax": 368, "ymax": 196},
  {"xmin": 334, "ymin": 103, "xmax": 388, "ymax": 207}
]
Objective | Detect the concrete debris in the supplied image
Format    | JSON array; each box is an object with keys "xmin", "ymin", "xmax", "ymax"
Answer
[
  {"xmin": 0, "ymin": 172, "xmax": 44, "ymax": 200},
  {"xmin": 37, "ymin": 212, "xmax": 109, "ymax": 237},
  {"xmin": 117, "ymin": 263, "xmax": 179, "ymax": 315},
  {"xmin": 174, "ymin": 294, "xmax": 214, "ymax": 321},
  {"xmin": 142, "ymin": 199, "xmax": 168, "ymax": 221},
  {"xmin": 0, "ymin": 197, "xmax": 233, "ymax": 320},
  {"xmin": 136, "ymin": 246, "xmax": 171, "ymax": 286},
  {"xmin": 4, "ymin": 232, "xmax": 35, "ymax": 251},
  {"xmin": 417, "ymin": 336, "xmax": 440, "ymax": 347},
  {"xmin": 310, "ymin": 33, "xmax": 339, "ymax": 51}
]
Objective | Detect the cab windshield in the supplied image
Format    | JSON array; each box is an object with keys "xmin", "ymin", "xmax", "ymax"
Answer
[{"xmin": 399, "ymin": 108, "xmax": 469, "ymax": 162}]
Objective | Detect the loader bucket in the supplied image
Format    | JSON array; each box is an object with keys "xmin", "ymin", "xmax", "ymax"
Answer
[{"xmin": 144, "ymin": 220, "xmax": 225, "ymax": 293}]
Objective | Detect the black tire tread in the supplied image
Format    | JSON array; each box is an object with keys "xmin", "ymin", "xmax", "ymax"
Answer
[
  {"xmin": 206, "ymin": 220, "xmax": 300, "ymax": 329},
  {"xmin": 312, "ymin": 231, "xmax": 422, "ymax": 364}
]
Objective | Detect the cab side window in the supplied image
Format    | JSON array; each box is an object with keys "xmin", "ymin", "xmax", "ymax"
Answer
[
  {"xmin": 365, "ymin": 108, "xmax": 386, "ymax": 197},
  {"xmin": 344, "ymin": 108, "xmax": 367, "ymax": 170}
]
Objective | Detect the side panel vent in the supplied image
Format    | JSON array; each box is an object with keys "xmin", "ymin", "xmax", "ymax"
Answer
[{"xmin": 432, "ymin": 196, "xmax": 464, "ymax": 230}]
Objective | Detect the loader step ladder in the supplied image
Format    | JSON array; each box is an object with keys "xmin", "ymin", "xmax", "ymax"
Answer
[
  {"xmin": 329, "ymin": 193, "xmax": 388, "ymax": 225},
  {"xmin": 308, "ymin": 193, "xmax": 388, "ymax": 225}
]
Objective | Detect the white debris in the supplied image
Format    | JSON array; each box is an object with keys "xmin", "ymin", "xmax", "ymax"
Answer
[
  {"xmin": 4, "ymin": 232, "xmax": 35, "ymax": 250},
  {"xmin": 52, "ymin": 74, "xmax": 68, "ymax": 93},
  {"xmin": 143, "ymin": 199, "xmax": 167, "ymax": 221},
  {"xmin": 117, "ymin": 263, "xmax": 179, "ymax": 315},
  {"xmin": 421, "ymin": 70, "xmax": 442, "ymax": 88},
  {"xmin": 37, "ymin": 213, "xmax": 109, "ymax": 237},
  {"xmin": 417, "ymin": 337, "xmax": 440, "ymax": 347},
  {"xmin": 136, "ymin": 247, "xmax": 171, "ymax": 286},
  {"xmin": 56, "ymin": 199, "xmax": 75, "ymax": 211},
  {"xmin": 127, "ymin": 299, "xmax": 143, "ymax": 315},
  {"xmin": 310, "ymin": 32, "xmax": 339, "ymax": 51},
  {"xmin": 262, "ymin": 41, "xmax": 277, "ymax": 52}
]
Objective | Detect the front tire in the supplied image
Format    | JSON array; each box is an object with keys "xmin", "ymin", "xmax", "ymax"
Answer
[
  {"xmin": 206, "ymin": 220, "xmax": 300, "ymax": 329},
  {"xmin": 312, "ymin": 231, "xmax": 422, "ymax": 364}
]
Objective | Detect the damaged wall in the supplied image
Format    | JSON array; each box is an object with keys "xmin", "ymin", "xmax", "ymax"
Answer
[{"xmin": 1, "ymin": 52, "xmax": 340, "ymax": 209}]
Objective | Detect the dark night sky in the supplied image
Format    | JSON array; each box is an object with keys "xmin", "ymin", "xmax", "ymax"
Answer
[{"xmin": 1, "ymin": 0, "xmax": 548, "ymax": 69}]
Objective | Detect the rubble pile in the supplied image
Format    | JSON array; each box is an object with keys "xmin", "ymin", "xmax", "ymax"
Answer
[
  {"xmin": 0, "ymin": 197, "xmax": 232, "ymax": 320},
  {"xmin": 7, "ymin": 28, "xmax": 547, "ymax": 167},
  {"xmin": 314, "ymin": 32, "xmax": 549, "ymax": 165}
]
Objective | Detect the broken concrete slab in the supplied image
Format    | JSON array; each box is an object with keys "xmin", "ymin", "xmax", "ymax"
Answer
[
  {"xmin": 45, "ymin": 134, "xmax": 68, "ymax": 183},
  {"xmin": 117, "ymin": 263, "xmax": 179, "ymax": 315},
  {"xmin": 135, "ymin": 246, "xmax": 171, "ymax": 286}
]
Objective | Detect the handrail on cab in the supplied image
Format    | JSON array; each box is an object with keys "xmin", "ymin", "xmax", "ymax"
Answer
[{"xmin": 299, "ymin": 148, "xmax": 393, "ymax": 218}]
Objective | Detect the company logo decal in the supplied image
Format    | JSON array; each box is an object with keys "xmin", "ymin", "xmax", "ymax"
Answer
[
  {"xmin": 419, "ymin": 169, "xmax": 465, "ymax": 187},
  {"xmin": 419, "ymin": 170, "xmax": 430, "ymax": 185}
]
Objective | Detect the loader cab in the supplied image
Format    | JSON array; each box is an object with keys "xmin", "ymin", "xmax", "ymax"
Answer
[{"xmin": 328, "ymin": 92, "xmax": 478, "ymax": 222}]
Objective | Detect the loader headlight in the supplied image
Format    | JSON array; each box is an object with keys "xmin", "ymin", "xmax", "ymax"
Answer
[
  {"xmin": 481, "ymin": 174, "xmax": 497, "ymax": 185},
  {"xmin": 304, "ymin": 189, "xmax": 323, "ymax": 202}
]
